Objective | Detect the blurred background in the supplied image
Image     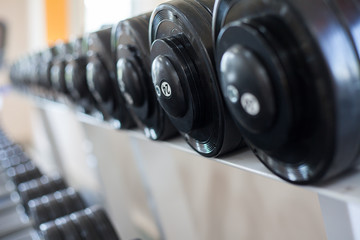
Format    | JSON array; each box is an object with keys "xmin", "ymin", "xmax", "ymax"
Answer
[{"xmin": 0, "ymin": 1, "xmax": 327, "ymax": 239}]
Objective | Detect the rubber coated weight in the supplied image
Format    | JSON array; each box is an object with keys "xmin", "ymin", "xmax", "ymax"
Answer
[
  {"xmin": 41, "ymin": 195, "xmax": 62, "ymax": 221},
  {"xmin": 39, "ymin": 221, "xmax": 63, "ymax": 240},
  {"xmin": 28, "ymin": 198, "xmax": 50, "ymax": 228},
  {"xmin": 64, "ymin": 38, "xmax": 98, "ymax": 113},
  {"xmin": 50, "ymin": 43, "xmax": 72, "ymax": 94},
  {"xmin": 47, "ymin": 175, "xmax": 67, "ymax": 192},
  {"xmin": 88, "ymin": 206, "xmax": 120, "ymax": 240},
  {"xmin": 18, "ymin": 175, "xmax": 67, "ymax": 211},
  {"xmin": 62, "ymin": 188, "xmax": 85, "ymax": 213},
  {"xmin": 51, "ymin": 60, "xmax": 67, "ymax": 93},
  {"xmin": 38, "ymin": 47, "xmax": 58, "ymax": 89},
  {"xmin": 24, "ymin": 161, "xmax": 42, "ymax": 181},
  {"xmin": 1, "ymin": 155, "xmax": 29, "ymax": 170},
  {"xmin": 149, "ymin": 0, "xmax": 244, "ymax": 157},
  {"xmin": 213, "ymin": 0, "xmax": 360, "ymax": 183},
  {"xmin": 70, "ymin": 211, "xmax": 98, "ymax": 240},
  {"xmin": 86, "ymin": 28, "xmax": 135, "ymax": 128},
  {"xmin": 55, "ymin": 217, "xmax": 81, "ymax": 240},
  {"xmin": 53, "ymin": 190, "xmax": 72, "ymax": 215},
  {"xmin": 0, "ymin": 145, "xmax": 29, "ymax": 169},
  {"xmin": 65, "ymin": 56, "xmax": 88, "ymax": 100},
  {"xmin": 7, "ymin": 162, "xmax": 41, "ymax": 185},
  {"xmin": 113, "ymin": 13, "xmax": 178, "ymax": 140},
  {"xmin": 84, "ymin": 207, "xmax": 111, "ymax": 239},
  {"xmin": 0, "ymin": 144, "xmax": 23, "ymax": 161}
]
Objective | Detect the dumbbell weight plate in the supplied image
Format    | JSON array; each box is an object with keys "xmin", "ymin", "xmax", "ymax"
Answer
[
  {"xmin": 55, "ymin": 216, "xmax": 81, "ymax": 240},
  {"xmin": 84, "ymin": 207, "xmax": 111, "ymax": 240},
  {"xmin": 7, "ymin": 162, "xmax": 41, "ymax": 186},
  {"xmin": 41, "ymin": 195, "xmax": 62, "ymax": 221},
  {"xmin": 149, "ymin": 0, "xmax": 244, "ymax": 157},
  {"xmin": 53, "ymin": 190, "xmax": 72, "ymax": 216},
  {"xmin": 87, "ymin": 206, "xmax": 119, "ymax": 240},
  {"xmin": 86, "ymin": 28, "xmax": 135, "ymax": 128},
  {"xmin": 213, "ymin": 0, "xmax": 360, "ymax": 183},
  {"xmin": 70, "ymin": 211, "xmax": 99, "ymax": 240},
  {"xmin": 113, "ymin": 13, "xmax": 178, "ymax": 140},
  {"xmin": 28, "ymin": 198, "xmax": 50, "ymax": 227},
  {"xmin": 62, "ymin": 188, "xmax": 85, "ymax": 213},
  {"xmin": 39, "ymin": 221, "xmax": 63, "ymax": 240},
  {"xmin": 24, "ymin": 162, "xmax": 42, "ymax": 181},
  {"xmin": 18, "ymin": 175, "xmax": 67, "ymax": 211}
]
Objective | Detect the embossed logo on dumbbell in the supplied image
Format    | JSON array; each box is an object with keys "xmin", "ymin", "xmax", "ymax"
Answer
[
  {"xmin": 161, "ymin": 81, "xmax": 172, "ymax": 97},
  {"xmin": 240, "ymin": 92, "xmax": 260, "ymax": 116},
  {"xmin": 155, "ymin": 81, "xmax": 172, "ymax": 98}
]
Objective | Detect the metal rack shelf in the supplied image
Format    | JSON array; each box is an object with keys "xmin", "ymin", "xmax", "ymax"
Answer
[
  {"xmin": 75, "ymin": 107, "xmax": 360, "ymax": 205},
  {"xmin": 26, "ymin": 96, "xmax": 360, "ymax": 240}
]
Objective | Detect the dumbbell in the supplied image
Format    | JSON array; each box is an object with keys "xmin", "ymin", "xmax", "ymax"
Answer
[
  {"xmin": 213, "ymin": 0, "xmax": 360, "ymax": 183},
  {"xmin": 64, "ymin": 37, "xmax": 97, "ymax": 113},
  {"xmin": 38, "ymin": 46, "xmax": 58, "ymax": 90},
  {"xmin": 0, "ymin": 145, "xmax": 30, "ymax": 170},
  {"xmin": 6, "ymin": 161, "xmax": 42, "ymax": 186},
  {"xmin": 27, "ymin": 52, "xmax": 44, "ymax": 96},
  {"xmin": 86, "ymin": 28, "xmax": 135, "ymax": 127},
  {"xmin": 17, "ymin": 175, "xmax": 67, "ymax": 211},
  {"xmin": 28, "ymin": 187, "xmax": 85, "ymax": 227},
  {"xmin": 9, "ymin": 60, "xmax": 20, "ymax": 86},
  {"xmin": 149, "ymin": 0, "xmax": 244, "ymax": 156},
  {"xmin": 113, "ymin": 13, "xmax": 178, "ymax": 140},
  {"xmin": 50, "ymin": 42, "xmax": 73, "ymax": 94},
  {"xmin": 39, "ymin": 206, "xmax": 120, "ymax": 240}
]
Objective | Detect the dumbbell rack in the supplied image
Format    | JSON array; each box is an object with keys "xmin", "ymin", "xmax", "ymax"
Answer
[
  {"xmin": 0, "ymin": 116, "xmax": 123, "ymax": 240},
  {"xmin": 14, "ymin": 93, "xmax": 360, "ymax": 240}
]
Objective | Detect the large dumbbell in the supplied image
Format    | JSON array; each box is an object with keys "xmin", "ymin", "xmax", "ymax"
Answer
[
  {"xmin": 39, "ymin": 206, "xmax": 120, "ymax": 240},
  {"xmin": 28, "ymin": 187, "xmax": 85, "ymax": 227},
  {"xmin": 213, "ymin": 0, "xmax": 360, "ymax": 183},
  {"xmin": 86, "ymin": 28, "xmax": 135, "ymax": 128},
  {"xmin": 113, "ymin": 13, "xmax": 178, "ymax": 140},
  {"xmin": 149, "ymin": 0, "xmax": 244, "ymax": 156}
]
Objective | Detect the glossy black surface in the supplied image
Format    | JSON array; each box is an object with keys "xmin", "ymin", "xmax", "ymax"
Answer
[
  {"xmin": 149, "ymin": 0, "xmax": 244, "ymax": 157},
  {"xmin": 113, "ymin": 13, "xmax": 177, "ymax": 140},
  {"xmin": 213, "ymin": 0, "xmax": 360, "ymax": 183},
  {"xmin": 87, "ymin": 28, "xmax": 135, "ymax": 128}
]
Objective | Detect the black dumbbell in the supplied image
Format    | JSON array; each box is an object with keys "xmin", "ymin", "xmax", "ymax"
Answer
[
  {"xmin": 18, "ymin": 175, "xmax": 67, "ymax": 211},
  {"xmin": 86, "ymin": 28, "xmax": 135, "ymax": 128},
  {"xmin": 38, "ymin": 47, "xmax": 58, "ymax": 90},
  {"xmin": 84, "ymin": 206, "xmax": 119, "ymax": 240},
  {"xmin": 113, "ymin": 13, "xmax": 178, "ymax": 140},
  {"xmin": 64, "ymin": 37, "xmax": 98, "ymax": 113},
  {"xmin": 6, "ymin": 161, "xmax": 42, "ymax": 186},
  {"xmin": 0, "ymin": 145, "xmax": 30, "ymax": 170},
  {"xmin": 28, "ymin": 187, "xmax": 85, "ymax": 227},
  {"xmin": 70, "ymin": 209, "xmax": 101, "ymax": 240},
  {"xmin": 0, "ymin": 144, "xmax": 23, "ymax": 160},
  {"xmin": 39, "ymin": 221, "xmax": 63, "ymax": 240},
  {"xmin": 50, "ymin": 42, "xmax": 73, "ymax": 94},
  {"xmin": 149, "ymin": 0, "xmax": 244, "ymax": 157},
  {"xmin": 54, "ymin": 216, "xmax": 82, "ymax": 240},
  {"xmin": 213, "ymin": 0, "xmax": 360, "ymax": 183},
  {"xmin": 39, "ymin": 206, "xmax": 120, "ymax": 240}
]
